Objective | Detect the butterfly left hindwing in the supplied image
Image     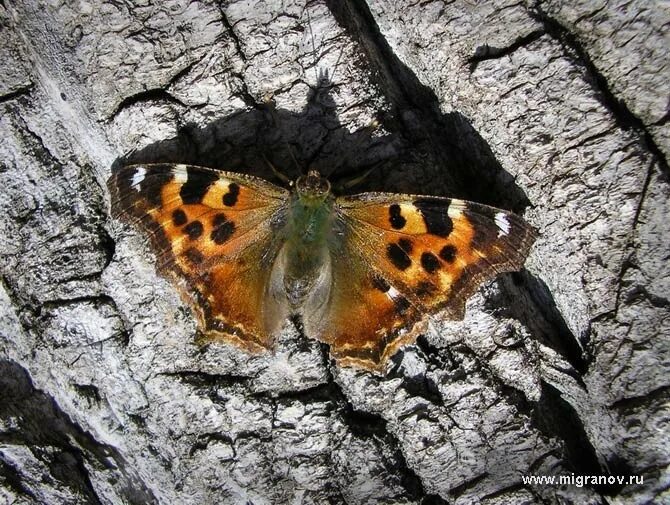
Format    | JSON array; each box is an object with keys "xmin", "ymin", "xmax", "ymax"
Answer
[
  {"xmin": 301, "ymin": 192, "xmax": 537, "ymax": 370},
  {"xmin": 108, "ymin": 163, "xmax": 291, "ymax": 351}
]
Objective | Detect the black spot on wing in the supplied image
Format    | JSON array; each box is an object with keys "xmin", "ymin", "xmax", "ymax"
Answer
[
  {"xmin": 184, "ymin": 220, "xmax": 203, "ymax": 239},
  {"xmin": 398, "ymin": 238, "xmax": 413, "ymax": 254},
  {"xmin": 389, "ymin": 204, "xmax": 406, "ymax": 230},
  {"xmin": 387, "ymin": 242, "xmax": 412, "ymax": 270},
  {"xmin": 420, "ymin": 252, "xmax": 440, "ymax": 273},
  {"xmin": 180, "ymin": 167, "xmax": 219, "ymax": 204},
  {"xmin": 211, "ymin": 213, "xmax": 235, "ymax": 244},
  {"xmin": 172, "ymin": 209, "xmax": 187, "ymax": 226},
  {"xmin": 439, "ymin": 244, "xmax": 456, "ymax": 263},
  {"xmin": 413, "ymin": 197, "xmax": 453, "ymax": 237},
  {"xmin": 223, "ymin": 183, "xmax": 240, "ymax": 207}
]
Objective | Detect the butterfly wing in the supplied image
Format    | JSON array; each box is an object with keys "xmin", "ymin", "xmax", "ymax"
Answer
[
  {"xmin": 108, "ymin": 163, "xmax": 291, "ymax": 351},
  {"xmin": 306, "ymin": 192, "xmax": 537, "ymax": 371}
]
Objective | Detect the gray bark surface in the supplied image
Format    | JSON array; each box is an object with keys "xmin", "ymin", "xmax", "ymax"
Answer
[{"xmin": 0, "ymin": 1, "xmax": 667, "ymax": 504}]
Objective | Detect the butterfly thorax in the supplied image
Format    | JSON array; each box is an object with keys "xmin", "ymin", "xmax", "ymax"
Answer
[{"xmin": 280, "ymin": 171, "xmax": 335, "ymax": 308}]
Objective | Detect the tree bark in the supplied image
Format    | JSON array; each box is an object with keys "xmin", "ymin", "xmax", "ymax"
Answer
[{"xmin": 1, "ymin": 1, "xmax": 667, "ymax": 503}]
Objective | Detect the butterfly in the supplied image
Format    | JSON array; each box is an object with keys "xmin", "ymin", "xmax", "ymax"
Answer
[{"xmin": 108, "ymin": 163, "xmax": 537, "ymax": 372}]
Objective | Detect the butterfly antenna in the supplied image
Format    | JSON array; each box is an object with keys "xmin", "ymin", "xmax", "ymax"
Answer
[{"xmin": 333, "ymin": 161, "xmax": 381, "ymax": 191}]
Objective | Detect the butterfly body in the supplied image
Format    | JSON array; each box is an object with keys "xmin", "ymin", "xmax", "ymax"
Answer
[
  {"xmin": 280, "ymin": 171, "xmax": 336, "ymax": 309},
  {"xmin": 109, "ymin": 163, "xmax": 537, "ymax": 371}
]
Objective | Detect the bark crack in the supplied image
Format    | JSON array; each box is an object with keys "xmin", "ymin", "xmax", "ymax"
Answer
[
  {"xmin": 613, "ymin": 159, "xmax": 655, "ymax": 316},
  {"xmin": 468, "ymin": 29, "xmax": 546, "ymax": 71},
  {"xmin": 0, "ymin": 359, "xmax": 158, "ymax": 505},
  {"xmin": 216, "ymin": 1, "xmax": 248, "ymax": 62},
  {"xmin": 0, "ymin": 456, "xmax": 38, "ymax": 501},
  {"xmin": 319, "ymin": 346, "xmax": 448, "ymax": 504},
  {"xmin": 610, "ymin": 384, "xmax": 670, "ymax": 410},
  {"xmin": 0, "ymin": 84, "xmax": 34, "ymax": 104},
  {"xmin": 109, "ymin": 88, "xmax": 187, "ymax": 120}
]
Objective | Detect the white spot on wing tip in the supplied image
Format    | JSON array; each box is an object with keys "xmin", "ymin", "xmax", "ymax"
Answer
[
  {"xmin": 495, "ymin": 212, "xmax": 510, "ymax": 237},
  {"xmin": 173, "ymin": 166, "xmax": 188, "ymax": 183},
  {"xmin": 131, "ymin": 166, "xmax": 146, "ymax": 190}
]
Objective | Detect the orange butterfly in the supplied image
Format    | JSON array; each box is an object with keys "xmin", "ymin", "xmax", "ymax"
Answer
[{"xmin": 108, "ymin": 164, "xmax": 537, "ymax": 371}]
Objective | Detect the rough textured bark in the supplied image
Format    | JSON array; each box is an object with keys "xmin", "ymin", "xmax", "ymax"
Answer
[{"xmin": 1, "ymin": 1, "xmax": 667, "ymax": 504}]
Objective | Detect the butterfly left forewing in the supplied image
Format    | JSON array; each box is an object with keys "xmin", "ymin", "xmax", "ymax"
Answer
[
  {"xmin": 108, "ymin": 163, "xmax": 291, "ymax": 351},
  {"xmin": 312, "ymin": 192, "xmax": 537, "ymax": 370}
]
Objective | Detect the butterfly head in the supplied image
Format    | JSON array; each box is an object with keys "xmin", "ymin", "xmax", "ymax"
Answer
[{"xmin": 295, "ymin": 170, "xmax": 331, "ymax": 201}]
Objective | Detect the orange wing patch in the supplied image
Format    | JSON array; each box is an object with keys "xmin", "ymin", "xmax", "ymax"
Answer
[{"xmin": 108, "ymin": 163, "xmax": 290, "ymax": 351}]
